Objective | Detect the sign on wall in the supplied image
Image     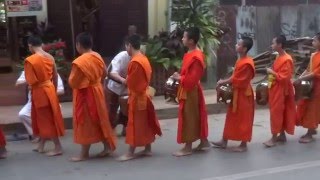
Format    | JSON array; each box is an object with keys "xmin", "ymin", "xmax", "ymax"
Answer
[{"xmin": 6, "ymin": 0, "xmax": 42, "ymax": 12}]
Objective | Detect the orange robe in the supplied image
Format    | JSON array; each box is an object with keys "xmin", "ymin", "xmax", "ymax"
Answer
[
  {"xmin": 69, "ymin": 52, "xmax": 116, "ymax": 150},
  {"xmin": 126, "ymin": 52, "xmax": 162, "ymax": 147},
  {"xmin": 223, "ymin": 56, "xmax": 255, "ymax": 142},
  {"xmin": 0, "ymin": 128, "xmax": 5, "ymax": 147},
  {"xmin": 177, "ymin": 50, "xmax": 208, "ymax": 144},
  {"xmin": 268, "ymin": 53, "xmax": 296, "ymax": 135},
  {"xmin": 24, "ymin": 54, "xmax": 65, "ymax": 138},
  {"xmin": 297, "ymin": 52, "xmax": 320, "ymax": 129}
]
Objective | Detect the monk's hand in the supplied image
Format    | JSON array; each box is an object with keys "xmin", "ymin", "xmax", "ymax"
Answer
[
  {"xmin": 28, "ymin": 86, "xmax": 32, "ymax": 90},
  {"xmin": 266, "ymin": 68, "xmax": 275, "ymax": 75},
  {"xmin": 293, "ymin": 78, "xmax": 301, "ymax": 85},
  {"xmin": 121, "ymin": 79, "xmax": 127, "ymax": 85},
  {"xmin": 172, "ymin": 72, "xmax": 181, "ymax": 80},
  {"xmin": 217, "ymin": 79, "xmax": 225, "ymax": 86}
]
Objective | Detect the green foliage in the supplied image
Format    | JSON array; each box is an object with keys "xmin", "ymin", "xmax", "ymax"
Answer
[
  {"xmin": 171, "ymin": 0, "xmax": 221, "ymax": 65},
  {"xmin": 144, "ymin": 31, "xmax": 185, "ymax": 70},
  {"xmin": 143, "ymin": 0, "xmax": 225, "ymax": 70}
]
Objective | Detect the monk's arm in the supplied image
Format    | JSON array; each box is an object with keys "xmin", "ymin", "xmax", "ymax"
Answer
[
  {"xmin": 127, "ymin": 62, "xmax": 148, "ymax": 93},
  {"xmin": 231, "ymin": 65, "xmax": 254, "ymax": 88},
  {"xmin": 24, "ymin": 61, "xmax": 38, "ymax": 86},
  {"xmin": 299, "ymin": 65, "xmax": 320, "ymax": 81},
  {"xmin": 180, "ymin": 60, "xmax": 204, "ymax": 91},
  {"xmin": 68, "ymin": 64, "xmax": 88, "ymax": 89},
  {"xmin": 108, "ymin": 59, "xmax": 126, "ymax": 84},
  {"xmin": 274, "ymin": 61, "xmax": 292, "ymax": 82},
  {"xmin": 109, "ymin": 73, "xmax": 126, "ymax": 84}
]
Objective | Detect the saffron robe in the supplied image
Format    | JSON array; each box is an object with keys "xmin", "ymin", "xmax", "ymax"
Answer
[
  {"xmin": 223, "ymin": 56, "xmax": 255, "ymax": 142},
  {"xmin": 125, "ymin": 52, "xmax": 162, "ymax": 147},
  {"xmin": 24, "ymin": 54, "xmax": 65, "ymax": 138},
  {"xmin": 177, "ymin": 49, "xmax": 208, "ymax": 144},
  {"xmin": 268, "ymin": 53, "xmax": 296, "ymax": 135},
  {"xmin": 297, "ymin": 52, "xmax": 320, "ymax": 129},
  {"xmin": 69, "ymin": 52, "xmax": 116, "ymax": 150}
]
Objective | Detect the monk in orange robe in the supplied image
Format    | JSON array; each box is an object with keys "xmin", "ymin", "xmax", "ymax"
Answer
[
  {"xmin": 69, "ymin": 33, "xmax": 117, "ymax": 162},
  {"xmin": 212, "ymin": 36, "xmax": 255, "ymax": 152},
  {"xmin": 0, "ymin": 128, "xmax": 7, "ymax": 159},
  {"xmin": 295, "ymin": 33, "xmax": 320, "ymax": 143},
  {"xmin": 24, "ymin": 36, "xmax": 65, "ymax": 156},
  {"xmin": 171, "ymin": 27, "xmax": 210, "ymax": 157},
  {"xmin": 118, "ymin": 35, "xmax": 162, "ymax": 161},
  {"xmin": 263, "ymin": 35, "xmax": 296, "ymax": 147}
]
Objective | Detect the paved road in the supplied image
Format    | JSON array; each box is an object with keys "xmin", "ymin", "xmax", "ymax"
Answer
[{"xmin": 1, "ymin": 109, "xmax": 320, "ymax": 180}]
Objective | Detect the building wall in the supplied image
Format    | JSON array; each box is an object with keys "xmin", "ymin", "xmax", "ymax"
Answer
[
  {"xmin": 7, "ymin": 0, "xmax": 48, "ymax": 23},
  {"xmin": 220, "ymin": 0, "xmax": 320, "ymax": 6},
  {"xmin": 47, "ymin": 0, "xmax": 74, "ymax": 59},
  {"xmin": 216, "ymin": 4, "xmax": 320, "ymax": 80},
  {"xmin": 148, "ymin": 0, "xmax": 169, "ymax": 37}
]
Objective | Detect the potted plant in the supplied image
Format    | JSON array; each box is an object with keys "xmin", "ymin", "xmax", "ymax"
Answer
[{"xmin": 145, "ymin": 0, "xmax": 226, "ymax": 94}]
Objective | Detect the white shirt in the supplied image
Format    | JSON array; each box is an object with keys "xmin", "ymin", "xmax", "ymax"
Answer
[
  {"xmin": 17, "ymin": 71, "xmax": 64, "ymax": 118},
  {"xmin": 107, "ymin": 51, "xmax": 131, "ymax": 95},
  {"xmin": 16, "ymin": 71, "xmax": 65, "ymax": 96}
]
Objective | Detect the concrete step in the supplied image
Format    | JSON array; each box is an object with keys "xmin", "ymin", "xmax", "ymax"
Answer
[{"xmin": 0, "ymin": 71, "xmax": 28, "ymax": 106}]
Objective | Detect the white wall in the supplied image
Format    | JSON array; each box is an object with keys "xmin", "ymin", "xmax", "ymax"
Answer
[{"xmin": 148, "ymin": 0, "xmax": 169, "ymax": 37}]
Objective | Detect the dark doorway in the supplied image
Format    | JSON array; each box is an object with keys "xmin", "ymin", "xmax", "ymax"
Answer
[{"xmin": 98, "ymin": 0, "xmax": 148, "ymax": 58}]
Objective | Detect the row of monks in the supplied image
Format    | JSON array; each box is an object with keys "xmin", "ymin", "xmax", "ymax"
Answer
[{"xmin": 1, "ymin": 28, "xmax": 320, "ymax": 161}]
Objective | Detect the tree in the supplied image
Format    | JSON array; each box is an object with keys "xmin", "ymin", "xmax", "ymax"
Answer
[{"xmin": 171, "ymin": 0, "xmax": 221, "ymax": 65}]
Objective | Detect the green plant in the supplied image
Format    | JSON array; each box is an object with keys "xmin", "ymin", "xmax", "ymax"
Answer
[
  {"xmin": 144, "ymin": 30, "xmax": 185, "ymax": 70},
  {"xmin": 171, "ymin": 0, "xmax": 221, "ymax": 65}
]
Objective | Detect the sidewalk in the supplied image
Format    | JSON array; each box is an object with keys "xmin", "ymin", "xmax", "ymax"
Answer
[
  {"xmin": 0, "ymin": 89, "xmax": 220, "ymax": 131},
  {"xmin": 1, "ymin": 87, "xmax": 267, "ymax": 132}
]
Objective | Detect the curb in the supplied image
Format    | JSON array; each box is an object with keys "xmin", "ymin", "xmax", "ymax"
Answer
[{"xmin": 3, "ymin": 103, "xmax": 268, "ymax": 133}]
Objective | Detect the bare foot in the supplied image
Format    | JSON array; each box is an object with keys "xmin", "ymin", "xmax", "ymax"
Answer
[
  {"xmin": 299, "ymin": 136, "xmax": 315, "ymax": 144},
  {"xmin": 121, "ymin": 127, "xmax": 126, "ymax": 137},
  {"xmin": 194, "ymin": 141, "xmax": 211, "ymax": 151},
  {"xmin": 309, "ymin": 129, "xmax": 317, "ymax": 135},
  {"xmin": 276, "ymin": 135, "xmax": 287, "ymax": 143},
  {"xmin": 137, "ymin": 149, "xmax": 152, "ymax": 157},
  {"xmin": 301, "ymin": 130, "xmax": 317, "ymax": 139},
  {"xmin": 95, "ymin": 149, "xmax": 111, "ymax": 158},
  {"xmin": 0, "ymin": 149, "xmax": 7, "ymax": 159},
  {"xmin": 70, "ymin": 155, "xmax": 89, "ymax": 162},
  {"xmin": 46, "ymin": 150, "xmax": 63, "ymax": 157},
  {"xmin": 230, "ymin": 146, "xmax": 247, "ymax": 152},
  {"xmin": 263, "ymin": 139, "xmax": 276, "ymax": 148},
  {"xmin": 31, "ymin": 137, "xmax": 40, "ymax": 144},
  {"xmin": 117, "ymin": 154, "xmax": 136, "ymax": 162},
  {"xmin": 172, "ymin": 148, "xmax": 192, "ymax": 157},
  {"xmin": 211, "ymin": 141, "xmax": 227, "ymax": 149}
]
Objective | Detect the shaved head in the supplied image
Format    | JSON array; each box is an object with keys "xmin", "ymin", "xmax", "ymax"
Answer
[{"xmin": 128, "ymin": 25, "xmax": 137, "ymax": 36}]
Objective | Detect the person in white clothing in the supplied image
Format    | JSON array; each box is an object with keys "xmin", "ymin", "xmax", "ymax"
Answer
[
  {"xmin": 16, "ymin": 70, "xmax": 65, "ymax": 141},
  {"xmin": 105, "ymin": 51, "xmax": 130, "ymax": 136}
]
